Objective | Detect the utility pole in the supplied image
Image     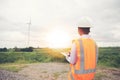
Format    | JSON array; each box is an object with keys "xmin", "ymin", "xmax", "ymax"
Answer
[{"xmin": 27, "ymin": 18, "xmax": 31, "ymax": 47}]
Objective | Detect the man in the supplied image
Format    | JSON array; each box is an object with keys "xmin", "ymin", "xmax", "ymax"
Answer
[{"xmin": 65, "ymin": 18, "xmax": 98, "ymax": 80}]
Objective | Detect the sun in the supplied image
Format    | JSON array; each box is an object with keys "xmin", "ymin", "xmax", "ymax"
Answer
[{"xmin": 46, "ymin": 29, "xmax": 71, "ymax": 48}]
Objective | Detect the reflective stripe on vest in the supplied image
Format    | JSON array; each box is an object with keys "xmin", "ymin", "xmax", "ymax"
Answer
[
  {"xmin": 70, "ymin": 72, "xmax": 74, "ymax": 80},
  {"xmin": 73, "ymin": 39, "xmax": 97, "ymax": 74},
  {"xmin": 95, "ymin": 44, "xmax": 98, "ymax": 64}
]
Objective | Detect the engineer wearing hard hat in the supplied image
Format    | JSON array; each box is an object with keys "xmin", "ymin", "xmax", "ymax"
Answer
[{"xmin": 62, "ymin": 18, "xmax": 98, "ymax": 80}]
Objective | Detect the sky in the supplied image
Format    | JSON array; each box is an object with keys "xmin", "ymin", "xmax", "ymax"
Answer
[{"xmin": 0, "ymin": 0, "xmax": 120, "ymax": 48}]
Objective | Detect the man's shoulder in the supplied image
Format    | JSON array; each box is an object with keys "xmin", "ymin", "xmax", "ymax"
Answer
[
  {"xmin": 72, "ymin": 38, "xmax": 79, "ymax": 43},
  {"xmin": 72, "ymin": 38, "xmax": 95, "ymax": 42}
]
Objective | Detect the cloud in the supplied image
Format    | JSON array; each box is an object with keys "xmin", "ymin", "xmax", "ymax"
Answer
[
  {"xmin": 83, "ymin": 0, "xmax": 120, "ymax": 43},
  {"xmin": 0, "ymin": 0, "xmax": 120, "ymax": 47}
]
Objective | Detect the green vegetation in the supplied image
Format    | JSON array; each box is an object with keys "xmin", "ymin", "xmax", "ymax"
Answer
[
  {"xmin": 0, "ymin": 47, "xmax": 120, "ymax": 69},
  {"xmin": 0, "ymin": 47, "xmax": 7, "ymax": 52},
  {"xmin": 0, "ymin": 63, "xmax": 27, "ymax": 72},
  {"xmin": 95, "ymin": 72, "xmax": 108, "ymax": 80},
  {"xmin": 0, "ymin": 48, "xmax": 68, "ymax": 71},
  {"xmin": 53, "ymin": 72, "xmax": 61, "ymax": 79},
  {"xmin": 98, "ymin": 47, "xmax": 120, "ymax": 68},
  {"xmin": 14, "ymin": 47, "xmax": 33, "ymax": 52},
  {"xmin": 0, "ymin": 47, "xmax": 33, "ymax": 52},
  {"xmin": 0, "ymin": 48, "xmax": 68, "ymax": 64}
]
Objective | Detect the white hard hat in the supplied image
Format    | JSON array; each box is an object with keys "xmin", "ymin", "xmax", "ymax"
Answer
[{"xmin": 78, "ymin": 17, "xmax": 92, "ymax": 28}]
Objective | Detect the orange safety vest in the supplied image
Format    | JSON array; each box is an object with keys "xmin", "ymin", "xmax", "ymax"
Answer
[{"xmin": 68, "ymin": 38, "xmax": 98, "ymax": 80}]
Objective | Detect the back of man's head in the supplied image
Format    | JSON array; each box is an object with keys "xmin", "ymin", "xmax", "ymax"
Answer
[{"xmin": 78, "ymin": 27, "xmax": 90, "ymax": 35}]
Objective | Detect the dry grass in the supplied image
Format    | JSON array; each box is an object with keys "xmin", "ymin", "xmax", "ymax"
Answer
[{"xmin": 0, "ymin": 63, "xmax": 27, "ymax": 72}]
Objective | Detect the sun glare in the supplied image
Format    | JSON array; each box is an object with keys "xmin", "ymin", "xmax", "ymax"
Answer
[{"xmin": 46, "ymin": 29, "xmax": 71, "ymax": 48}]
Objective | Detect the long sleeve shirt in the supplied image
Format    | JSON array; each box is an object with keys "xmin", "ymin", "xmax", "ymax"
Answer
[{"xmin": 66, "ymin": 34, "xmax": 91, "ymax": 64}]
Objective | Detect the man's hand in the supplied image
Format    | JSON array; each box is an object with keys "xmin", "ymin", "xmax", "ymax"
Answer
[
  {"xmin": 60, "ymin": 52, "xmax": 67, "ymax": 56},
  {"xmin": 61, "ymin": 52, "xmax": 70, "ymax": 57}
]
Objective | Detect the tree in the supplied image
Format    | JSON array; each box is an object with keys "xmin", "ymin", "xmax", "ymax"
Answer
[
  {"xmin": 0, "ymin": 47, "xmax": 7, "ymax": 52},
  {"xmin": 14, "ymin": 46, "xmax": 20, "ymax": 52}
]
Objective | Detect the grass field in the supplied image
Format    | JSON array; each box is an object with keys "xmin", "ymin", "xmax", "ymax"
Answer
[
  {"xmin": 0, "ymin": 47, "xmax": 120, "ymax": 71},
  {"xmin": 0, "ymin": 63, "xmax": 27, "ymax": 72},
  {"xmin": 98, "ymin": 47, "xmax": 120, "ymax": 68},
  {"xmin": 0, "ymin": 47, "xmax": 120, "ymax": 80},
  {"xmin": 0, "ymin": 48, "xmax": 69, "ymax": 64}
]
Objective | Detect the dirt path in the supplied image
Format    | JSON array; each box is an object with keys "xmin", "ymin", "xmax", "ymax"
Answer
[
  {"xmin": 0, "ymin": 63, "xmax": 120, "ymax": 80},
  {"xmin": 0, "ymin": 69, "xmax": 33, "ymax": 80},
  {"xmin": 18, "ymin": 63, "xmax": 120, "ymax": 80},
  {"xmin": 95, "ymin": 67, "xmax": 120, "ymax": 80},
  {"xmin": 18, "ymin": 63, "xmax": 69, "ymax": 80}
]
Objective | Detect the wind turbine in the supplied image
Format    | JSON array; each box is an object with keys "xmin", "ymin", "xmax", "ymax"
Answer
[{"xmin": 27, "ymin": 18, "xmax": 31, "ymax": 47}]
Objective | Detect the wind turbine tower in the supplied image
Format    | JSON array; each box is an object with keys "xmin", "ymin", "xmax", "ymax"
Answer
[{"xmin": 27, "ymin": 18, "xmax": 31, "ymax": 47}]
